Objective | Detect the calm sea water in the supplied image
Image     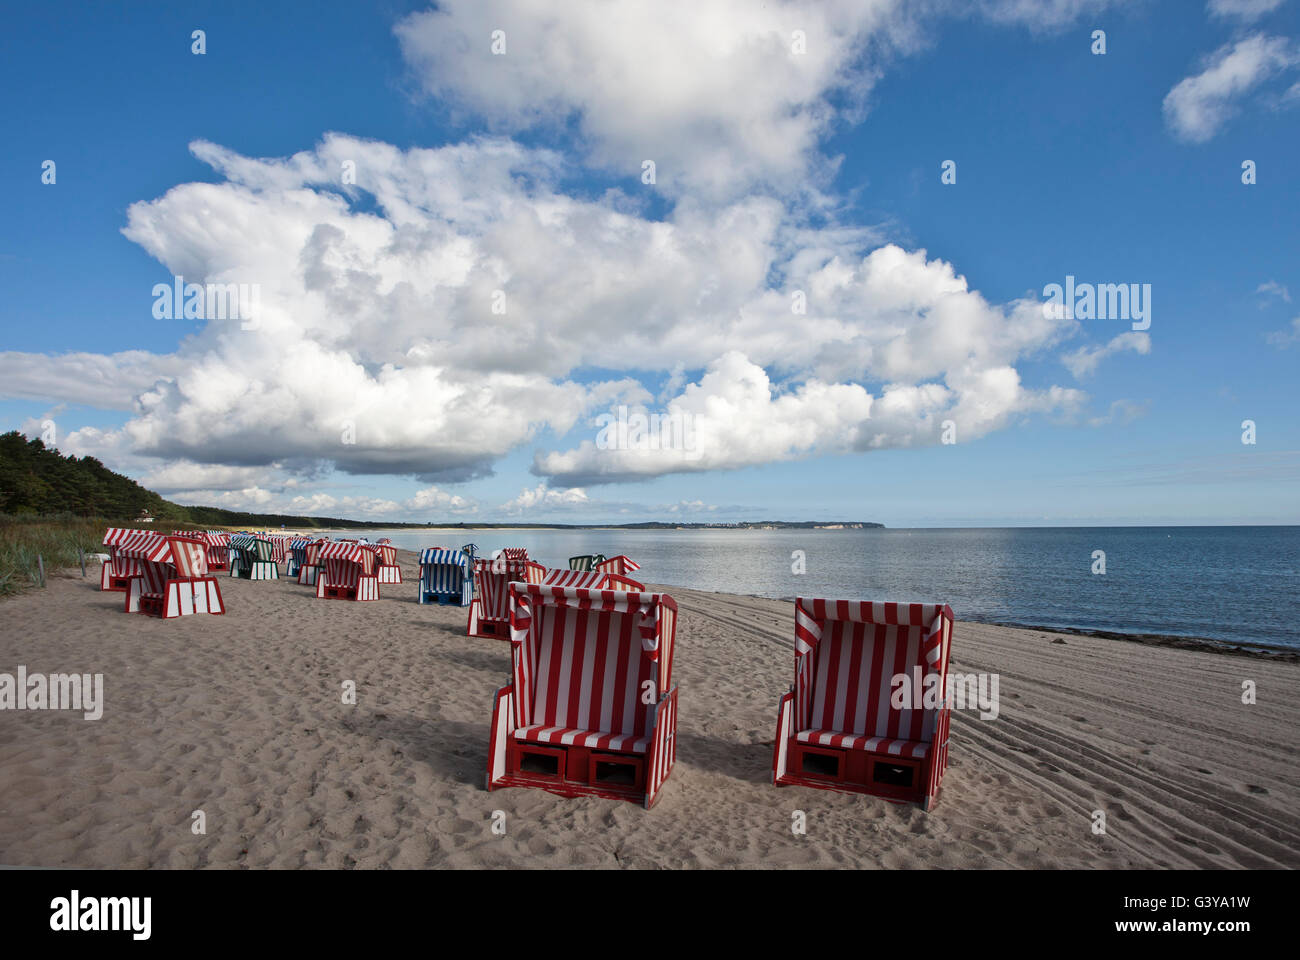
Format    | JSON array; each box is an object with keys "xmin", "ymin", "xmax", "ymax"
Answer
[{"xmin": 318, "ymin": 527, "xmax": 1300, "ymax": 650}]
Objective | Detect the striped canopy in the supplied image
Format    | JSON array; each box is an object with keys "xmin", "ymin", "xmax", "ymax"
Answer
[
  {"xmin": 229, "ymin": 534, "xmax": 275, "ymax": 560},
  {"xmin": 319, "ymin": 541, "xmax": 369, "ymax": 563},
  {"xmin": 543, "ymin": 569, "xmax": 612, "ymax": 589},
  {"xmin": 111, "ymin": 531, "xmax": 170, "ymax": 560},
  {"xmin": 509, "ymin": 584, "xmax": 667, "ymax": 657},
  {"xmin": 545, "ymin": 569, "xmax": 644, "ymax": 592},
  {"xmin": 419, "ymin": 548, "xmax": 469, "ymax": 570},
  {"xmin": 597, "ymin": 555, "xmax": 641, "ymax": 574},
  {"xmin": 794, "ymin": 599, "xmax": 947, "ymax": 656},
  {"xmin": 116, "ymin": 533, "xmax": 207, "ymax": 572},
  {"xmin": 289, "ymin": 537, "xmax": 321, "ymax": 549},
  {"xmin": 103, "ymin": 527, "xmax": 159, "ymax": 547},
  {"xmin": 171, "ymin": 530, "xmax": 221, "ymax": 546},
  {"xmin": 319, "ymin": 540, "xmax": 377, "ymax": 577}
]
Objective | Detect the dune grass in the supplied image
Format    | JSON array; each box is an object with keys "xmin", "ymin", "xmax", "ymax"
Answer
[
  {"xmin": 0, "ymin": 515, "xmax": 212, "ymax": 598},
  {"xmin": 0, "ymin": 515, "xmax": 109, "ymax": 596}
]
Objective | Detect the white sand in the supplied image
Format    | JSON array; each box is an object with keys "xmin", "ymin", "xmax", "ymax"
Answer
[{"xmin": 1, "ymin": 551, "xmax": 1296, "ymax": 868}]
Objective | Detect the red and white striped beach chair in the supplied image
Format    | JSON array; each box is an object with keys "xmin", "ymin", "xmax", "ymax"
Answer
[
  {"xmin": 499, "ymin": 547, "xmax": 529, "ymax": 561},
  {"xmin": 596, "ymin": 555, "xmax": 641, "ymax": 578},
  {"xmin": 467, "ymin": 557, "xmax": 546, "ymax": 639},
  {"xmin": 541, "ymin": 568, "xmax": 644, "ymax": 592},
  {"xmin": 487, "ymin": 583, "xmax": 679, "ymax": 808},
  {"xmin": 316, "ymin": 541, "xmax": 381, "ymax": 601},
  {"xmin": 121, "ymin": 535, "xmax": 225, "ymax": 618},
  {"xmin": 772, "ymin": 599, "xmax": 955, "ymax": 809},
  {"xmin": 170, "ymin": 530, "xmax": 230, "ymax": 572},
  {"xmin": 373, "ymin": 543, "xmax": 403, "ymax": 584},
  {"xmin": 202, "ymin": 531, "xmax": 230, "ymax": 570},
  {"xmin": 100, "ymin": 527, "xmax": 157, "ymax": 591},
  {"xmin": 267, "ymin": 535, "xmax": 290, "ymax": 568}
]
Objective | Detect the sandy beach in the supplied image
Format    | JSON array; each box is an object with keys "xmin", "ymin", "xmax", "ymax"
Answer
[{"xmin": 1, "ymin": 550, "xmax": 1296, "ymax": 869}]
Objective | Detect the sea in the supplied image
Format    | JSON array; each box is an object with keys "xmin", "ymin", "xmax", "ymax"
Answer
[{"xmin": 311, "ymin": 526, "xmax": 1300, "ymax": 651}]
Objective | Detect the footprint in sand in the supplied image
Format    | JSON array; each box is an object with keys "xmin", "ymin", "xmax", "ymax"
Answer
[
  {"xmin": 527, "ymin": 836, "xmax": 556, "ymax": 856},
  {"xmin": 1245, "ymin": 784, "xmax": 1269, "ymax": 795}
]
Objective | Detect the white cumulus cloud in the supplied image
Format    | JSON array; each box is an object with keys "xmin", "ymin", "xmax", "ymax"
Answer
[
  {"xmin": 14, "ymin": 136, "xmax": 1096, "ymax": 491},
  {"xmin": 1207, "ymin": 0, "xmax": 1289, "ymax": 22},
  {"xmin": 1163, "ymin": 33, "xmax": 1298, "ymax": 142},
  {"xmin": 1062, "ymin": 331, "xmax": 1152, "ymax": 379},
  {"xmin": 535, "ymin": 349, "xmax": 1084, "ymax": 485},
  {"xmin": 395, "ymin": 0, "xmax": 925, "ymax": 201},
  {"xmin": 394, "ymin": 0, "xmax": 1122, "ymax": 200},
  {"xmin": 501, "ymin": 483, "xmax": 591, "ymax": 514}
]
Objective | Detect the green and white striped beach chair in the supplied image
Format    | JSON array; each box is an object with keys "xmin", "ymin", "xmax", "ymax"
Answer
[{"xmin": 229, "ymin": 535, "xmax": 279, "ymax": 580}]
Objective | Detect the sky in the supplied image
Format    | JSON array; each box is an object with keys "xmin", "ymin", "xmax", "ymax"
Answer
[{"xmin": 1, "ymin": 0, "xmax": 1297, "ymax": 527}]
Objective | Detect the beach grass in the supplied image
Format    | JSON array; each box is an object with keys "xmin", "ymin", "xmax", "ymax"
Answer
[
  {"xmin": 0, "ymin": 515, "xmax": 111, "ymax": 596},
  {"xmin": 0, "ymin": 514, "xmax": 206, "ymax": 597}
]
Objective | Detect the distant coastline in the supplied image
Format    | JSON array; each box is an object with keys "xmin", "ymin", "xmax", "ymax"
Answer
[{"xmin": 291, "ymin": 521, "xmax": 886, "ymax": 531}]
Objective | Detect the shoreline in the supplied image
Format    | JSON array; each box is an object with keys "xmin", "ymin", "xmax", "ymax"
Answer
[
  {"xmin": 662, "ymin": 585, "xmax": 1300, "ymax": 662},
  {"xmin": 9, "ymin": 540, "xmax": 1294, "ymax": 660},
  {"xmin": 971, "ymin": 619, "xmax": 1300, "ymax": 662}
]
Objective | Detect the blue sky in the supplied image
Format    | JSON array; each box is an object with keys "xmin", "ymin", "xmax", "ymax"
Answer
[{"xmin": 1, "ymin": 0, "xmax": 1297, "ymax": 526}]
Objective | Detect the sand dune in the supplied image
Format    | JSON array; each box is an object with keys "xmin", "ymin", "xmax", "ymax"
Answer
[{"xmin": 1, "ymin": 552, "xmax": 1296, "ymax": 868}]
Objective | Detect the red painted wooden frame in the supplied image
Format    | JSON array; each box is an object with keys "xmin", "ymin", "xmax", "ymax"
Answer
[
  {"xmin": 772, "ymin": 599, "xmax": 954, "ymax": 810},
  {"xmin": 486, "ymin": 584, "xmax": 679, "ymax": 808}
]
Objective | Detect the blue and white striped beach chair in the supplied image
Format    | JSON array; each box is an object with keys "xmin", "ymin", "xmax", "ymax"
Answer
[
  {"xmin": 287, "ymin": 538, "xmax": 316, "ymax": 578},
  {"xmin": 418, "ymin": 548, "xmax": 474, "ymax": 606}
]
